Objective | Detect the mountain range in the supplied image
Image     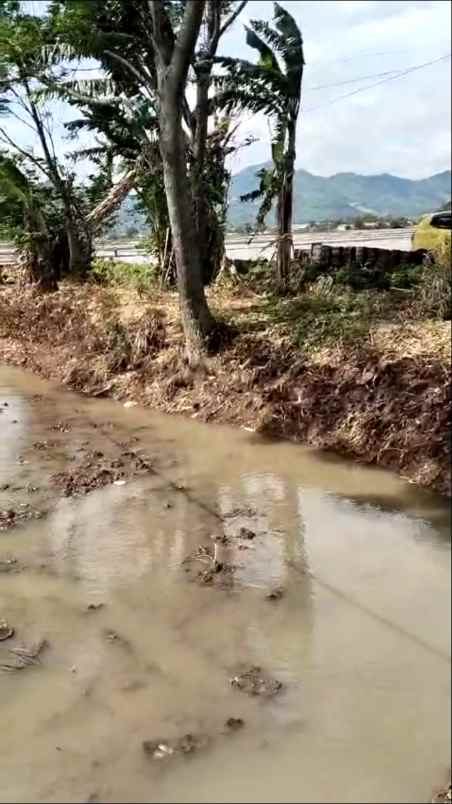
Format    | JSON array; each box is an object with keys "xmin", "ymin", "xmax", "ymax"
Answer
[
  {"xmin": 109, "ymin": 166, "xmax": 451, "ymax": 236},
  {"xmin": 228, "ymin": 164, "xmax": 452, "ymax": 225}
]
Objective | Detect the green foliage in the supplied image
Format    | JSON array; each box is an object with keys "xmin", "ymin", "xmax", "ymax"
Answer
[
  {"xmin": 265, "ymin": 291, "xmax": 375, "ymax": 351},
  {"xmin": 217, "ymin": 3, "xmax": 303, "ymax": 230},
  {"xmin": 91, "ymin": 258, "xmax": 157, "ymax": 293},
  {"xmin": 389, "ymin": 264, "xmax": 424, "ymax": 289}
]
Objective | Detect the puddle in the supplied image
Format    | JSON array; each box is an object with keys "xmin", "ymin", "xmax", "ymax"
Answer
[{"xmin": 0, "ymin": 365, "xmax": 450, "ymax": 803}]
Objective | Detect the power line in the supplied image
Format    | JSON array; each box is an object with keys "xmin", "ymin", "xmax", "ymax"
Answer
[
  {"xmin": 302, "ymin": 53, "xmax": 451, "ymax": 113},
  {"xmin": 304, "ymin": 70, "xmax": 403, "ymax": 92}
]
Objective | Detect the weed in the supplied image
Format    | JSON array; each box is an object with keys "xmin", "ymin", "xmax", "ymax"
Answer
[{"xmin": 91, "ymin": 259, "xmax": 158, "ymax": 294}]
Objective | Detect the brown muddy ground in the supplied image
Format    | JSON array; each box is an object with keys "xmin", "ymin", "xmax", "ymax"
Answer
[{"xmin": 0, "ymin": 282, "xmax": 450, "ymax": 495}]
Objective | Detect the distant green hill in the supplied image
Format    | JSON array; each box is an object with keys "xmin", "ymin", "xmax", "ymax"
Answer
[
  {"xmin": 228, "ymin": 164, "xmax": 452, "ymax": 225},
  {"xmin": 107, "ymin": 167, "xmax": 451, "ymax": 236}
]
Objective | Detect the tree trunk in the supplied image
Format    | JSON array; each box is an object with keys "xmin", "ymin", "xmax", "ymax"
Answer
[
  {"xmin": 192, "ymin": 72, "xmax": 219, "ymax": 285},
  {"xmin": 86, "ymin": 166, "xmax": 137, "ymax": 230},
  {"xmin": 22, "ymin": 208, "xmax": 59, "ymax": 291},
  {"xmin": 159, "ymin": 98, "xmax": 215, "ymax": 363},
  {"xmin": 276, "ymin": 121, "xmax": 296, "ymax": 292},
  {"xmin": 65, "ymin": 210, "xmax": 92, "ymax": 278}
]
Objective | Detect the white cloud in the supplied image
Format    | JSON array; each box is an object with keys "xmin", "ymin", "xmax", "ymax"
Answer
[{"xmin": 224, "ymin": 0, "xmax": 451, "ymax": 178}]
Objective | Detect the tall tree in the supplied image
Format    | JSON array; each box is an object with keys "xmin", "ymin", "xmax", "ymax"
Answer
[
  {"xmin": 0, "ymin": 1, "xmax": 92, "ymax": 279},
  {"xmin": 217, "ymin": 2, "xmax": 304, "ymax": 289},
  {"xmin": 49, "ymin": 0, "xmax": 248, "ymax": 287},
  {"xmin": 149, "ymin": 0, "xmax": 215, "ymax": 362}
]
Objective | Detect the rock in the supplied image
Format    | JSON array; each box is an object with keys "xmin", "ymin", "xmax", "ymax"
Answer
[
  {"xmin": 87, "ymin": 603, "xmax": 104, "ymax": 612},
  {"xmin": 0, "ymin": 619, "xmax": 14, "ymax": 641},
  {"xmin": 123, "ymin": 401, "xmax": 138, "ymax": 408},
  {"xmin": 230, "ymin": 666, "xmax": 283, "ymax": 697},
  {"xmin": 143, "ymin": 741, "xmax": 174, "ymax": 760}
]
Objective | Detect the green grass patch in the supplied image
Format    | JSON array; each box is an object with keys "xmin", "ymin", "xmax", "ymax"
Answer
[
  {"xmin": 262, "ymin": 289, "xmax": 399, "ymax": 351},
  {"xmin": 91, "ymin": 259, "xmax": 158, "ymax": 293}
]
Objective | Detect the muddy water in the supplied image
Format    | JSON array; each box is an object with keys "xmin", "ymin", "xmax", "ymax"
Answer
[{"xmin": 0, "ymin": 365, "xmax": 450, "ymax": 804}]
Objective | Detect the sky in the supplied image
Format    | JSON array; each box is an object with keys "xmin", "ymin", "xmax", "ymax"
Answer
[
  {"xmin": 6, "ymin": 0, "xmax": 452, "ymax": 180},
  {"xmin": 222, "ymin": 0, "xmax": 451, "ymax": 178}
]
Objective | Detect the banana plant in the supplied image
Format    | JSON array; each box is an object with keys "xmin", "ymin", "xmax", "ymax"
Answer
[{"xmin": 216, "ymin": 2, "xmax": 304, "ymax": 289}]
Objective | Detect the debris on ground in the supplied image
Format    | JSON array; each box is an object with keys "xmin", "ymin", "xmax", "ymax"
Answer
[
  {"xmin": 239, "ymin": 527, "xmax": 256, "ymax": 540},
  {"xmin": 432, "ymin": 778, "xmax": 452, "ymax": 803},
  {"xmin": 230, "ymin": 666, "xmax": 283, "ymax": 697},
  {"xmin": 143, "ymin": 732, "xmax": 210, "ymax": 761},
  {"xmin": 49, "ymin": 421, "xmax": 71, "ymax": 433},
  {"xmin": 0, "ymin": 507, "xmax": 44, "ymax": 530},
  {"xmin": 266, "ymin": 587, "xmax": 284, "ymax": 601},
  {"xmin": 0, "ymin": 639, "xmax": 48, "ymax": 671},
  {"xmin": 32, "ymin": 440, "xmax": 57, "ymax": 450},
  {"xmin": 225, "ymin": 717, "xmax": 245, "ymax": 731},
  {"xmin": 0, "ymin": 619, "xmax": 14, "ymax": 641},
  {"xmin": 223, "ymin": 507, "xmax": 257, "ymax": 519},
  {"xmin": 86, "ymin": 603, "xmax": 104, "ymax": 612},
  {"xmin": 51, "ymin": 447, "xmax": 153, "ymax": 496}
]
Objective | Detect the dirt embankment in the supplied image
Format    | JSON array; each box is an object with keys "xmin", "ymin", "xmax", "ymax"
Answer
[{"xmin": 0, "ymin": 283, "xmax": 450, "ymax": 495}]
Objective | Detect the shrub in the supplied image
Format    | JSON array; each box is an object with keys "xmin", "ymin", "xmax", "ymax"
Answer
[{"xmin": 91, "ymin": 259, "xmax": 158, "ymax": 293}]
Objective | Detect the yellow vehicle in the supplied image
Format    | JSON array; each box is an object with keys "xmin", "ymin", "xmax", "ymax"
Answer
[{"xmin": 412, "ymin": 211, "xmax": 451, "ymax": 260}]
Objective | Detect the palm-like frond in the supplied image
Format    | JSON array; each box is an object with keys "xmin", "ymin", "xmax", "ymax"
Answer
[
  {"xmin": 273, "ymin": 2, "xmax": 304, "ymax": 70},
  {"xmin": 218, "ymin": 2, "xmax": 303, "ymax": 238},
  {"xmin": 34, "ymin": 77, "xmax": 119, "ymax": 108},
  {"xmin": 244, "ymin": 26, "xmax": 280, "ymax": 73}
]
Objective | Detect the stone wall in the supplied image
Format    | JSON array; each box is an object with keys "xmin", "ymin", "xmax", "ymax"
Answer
[{"xmin": 293, "ymin": 244, "xmax": 428, "ymax": 273}]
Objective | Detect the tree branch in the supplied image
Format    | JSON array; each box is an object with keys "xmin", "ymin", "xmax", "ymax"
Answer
[
  {"xmin": 103, "ymin": 50, "xmax": 153, "ymax": 99},
  {"xmin": 219, "ymin": 1, "xmax": 248, "ymax": 39},
  {"xmin": 170, "ymin": 0, "xmax": 206, "ymax": 92},
  {"xmin": 148, "ymin": 0, "xmax": 174, "ymax": 69},
  {"xmin": 206, "ymin": 1, "xmax": 221, "ymax": 57},
  {"xmin": 0, "ymin": 126, "xmax": 51, "ymax": 179}
]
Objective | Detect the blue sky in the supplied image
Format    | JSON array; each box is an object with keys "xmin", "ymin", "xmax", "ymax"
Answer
[{"xmin": 7, "ymin": 0, "xmax": 452, "ymax": 180}]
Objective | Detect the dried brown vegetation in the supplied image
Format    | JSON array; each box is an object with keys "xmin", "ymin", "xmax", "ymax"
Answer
[{"xmin": 0, "ymin": 280, "xmax": 449, "ymax": 494}]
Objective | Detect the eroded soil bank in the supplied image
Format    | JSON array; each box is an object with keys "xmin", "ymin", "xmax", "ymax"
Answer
[{"xmin": 0, "ymin": 282, "xmax": 450, "ymax": 494}]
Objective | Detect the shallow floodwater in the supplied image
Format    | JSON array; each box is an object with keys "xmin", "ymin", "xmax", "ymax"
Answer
[{"xmin": 0, "ymin": 365, "xmax": 450, "ymax": 804}]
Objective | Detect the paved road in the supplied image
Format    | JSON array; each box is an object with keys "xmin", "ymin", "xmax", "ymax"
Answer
[{"xmin": 0, "ymin": 228, "xmax": 414, "ymax": 266}]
